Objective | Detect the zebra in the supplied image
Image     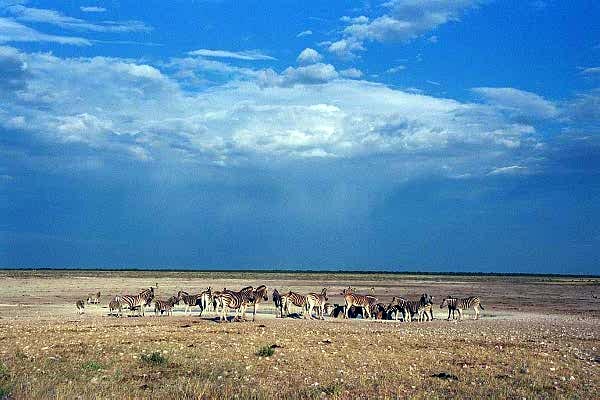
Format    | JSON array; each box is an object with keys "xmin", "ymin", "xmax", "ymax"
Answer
[
  {"xmin": 108, "ymin": 296, "xmax": 123, "ymax": 317},
  {"xmin": 281, "ymin": 291, "xmax": 307, "ymax": 317},
  {"xmin": 305, "ymin": 288, "xmax": 328, "ymax": 320},
  {"xmin": 154, "ymin": 295, "xmax": 180, "ymax": 316},
  {"xmin": 118, "ymin": 287, "xmax": 155, "ymax": 317},
  {"xmin": 87, "ymin": 291, "xmax": 101, "ymax": 305},
  {"xmin": 342, "ymin": 287, "xmax": 377, "ymax": 319},
  {"xmin": 76, "ymin": 300, "xmax": 85, "ymax": 314},
  {"xmin": 272, "ymin": 288, "xmax": 284, "ymax": 318},
  {"xmin": 217, "ymin": 287, "xmax": 255, "ymax": 322},
  {"xmin": 440, "ymin": 296, "xmax": 484, "ymax": 320},
  {"xmin": 212, "ymin": 289, "xmax": 226, "ymax": 315},
  {"xmin": 198, "ymin": 287, "xmax": 212, "ymax": 316},
  {"xmin": 177, "ymin": 290, "xmax": 203, "ymax": 316},
  {"xmin": 392, "ymin": 294, "xmax": 434, "ymax": 322},
  {"xmin": 246, "ymin": 285, "xmax": 268, "ymax": 321}
]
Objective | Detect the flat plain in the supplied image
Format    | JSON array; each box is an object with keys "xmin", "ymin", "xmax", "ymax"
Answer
[{"xmin": 0, "ymin": 270, "xmax": 599, "ymax": 399}]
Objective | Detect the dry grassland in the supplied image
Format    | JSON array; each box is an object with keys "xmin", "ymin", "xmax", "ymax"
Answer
[{"xmin": 0, "ymin": 270, "xmax": 598, "ymax": 399}]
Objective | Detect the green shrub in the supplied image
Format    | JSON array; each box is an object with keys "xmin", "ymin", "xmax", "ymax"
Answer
[
  {"xmin": 82, "ymin": 361, "xmax": 103, "ymax": 371},
  {"xmin": 256, "ymin": 345, "xmax": 275, "ymax": 357},
  {"xmin": 140, "ymin": 352, "xmax": 168, "ymax": 366}
]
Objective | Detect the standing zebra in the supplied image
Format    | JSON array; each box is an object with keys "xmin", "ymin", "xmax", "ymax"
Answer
[
  {"xmin": 76, "ymin": 300, "xmax": 85, "ymax": 314},
  {"xmin": 118, "ymin": 287, "xmax": 155, "ymax": 317},
  {"xmin": 109, "ymin": 296, "xmax": 123, "ymax": 317},
  {"xmin": 440, "ymin": 296, "xmax": 484, "ymax": 320},
  {"xmin": 392, "ymin": 294, "xmax": 433, "ymax": 322},
  {"xmin": 87, "ymin": 291, "xmax": 101, "ymax": 305},
  {"xmin": 246, "ymin": 285, "xmax": 268, "ymax": 321},
  {"xmin": 218, "ymin": 287, "xmax": 255, "ymax": 322},
  {"xmin": 342, "ymin": 287, "xmax": 377, "ymax": 319},
  {"xmin": 305, "ymin": 288, "xmax": 328, "ymax": 320},
  {"xmin": 281, "ymin": 291, "xmax": 307, "ymax": 318},
  {"xmin": 154, "ymin": 295, "xmax": 180, "ymax": 316},
  {"xmin": 272, "ymin": 289, "xmax": 284, "ymax": 318},
  {"xmin": 198, "ymin": 287, "xmax": 212, "ymax": 316},
  {"xmin": 177, "ymin": 290, "xmax": 203, "ymax": 316}
]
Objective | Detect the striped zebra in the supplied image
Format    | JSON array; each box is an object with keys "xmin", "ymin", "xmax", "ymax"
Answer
[
  {"xmin": 218, "ymin": 287, "xmax": 255, "ymax": 322},
  {"xmin": 117, "ymin": 287, "xmax": 155, "ymax": 317},
  {"xmin": 177, "ymin": 290, "xmax": 203, "ymax": 316},
  {"xmin": 281, "ymin": 291, "xmax": 307, "ymax": 317},
  {"xmin": 272, "ymin": 289, "xmax": 284, "ymax": 317},
  {"xmin": 440, "ymin": 296, "xmax": 484, "ymax": 320},
  {"xmin": 245, "ymin": 285, "xmax": 269, "ymax": 321},
  {"xmin": 392, "ymin": 294, "xmax": 434, "ymax": 322},
  {"xmin": 76, "ymin": 300, "xmax": 85, "ymax": 314},
  {"xmin": 87, "ymin": 291, "xmax": 101, "ymax": 305},
  {"xmin": 108, "ymin": 296, "xmax": 123, "ymax": 317},
  {"xmin": 198, "ymin": 287, "xmax": 212, "ymax": 316},
  {"xmin": 342, "ymin": 287, "xmax": 377, "ymax": 319},
  {"xmin": 154, "ymin": 295, "xmax": 180, "ymax": 316},
  {"xmin": 211, "ymin": 289, "xmax": 226, "ymax": 315},
  {"xmin": 305, "ymin": 288, "xmax": 328, "ymax": 320}
]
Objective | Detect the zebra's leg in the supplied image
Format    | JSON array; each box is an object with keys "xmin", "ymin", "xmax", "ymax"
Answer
[
  {"xmin": 474, "ymin": 306, "xmax": 479, "ymax": 320},
  {"xmin": 457, "ymin": 308, "xmax": 463, "ymax": 321},
  {"xmin": 365, "ymin": 306, "xmax": 372, "ymax": 320},
  {"xmin": 344, "ymin": 304, "xmax": 349, "ymax": 319},
  {"xmin": 320, "ymin": 305, "xmax": 325, "ymax": 320},
  {"xmin": 447, "ymin": 308, "xmax": 451, "ymax": 321},
  {"xmin": 253, "ymin": 303, "xmax": 257, "ymax": 322}
]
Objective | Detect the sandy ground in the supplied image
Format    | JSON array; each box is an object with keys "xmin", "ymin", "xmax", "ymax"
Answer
[{"xmin": 0, "ymin": 270, "xmax": 599, "ymax": 399}]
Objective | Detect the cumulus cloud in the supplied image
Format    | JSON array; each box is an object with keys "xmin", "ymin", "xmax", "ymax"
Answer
[
  {"xmin": 0, "ymin": 17, "xmax": 91, "ymax": 45},
  {"xmin": 339, "ymin": 68, "xmax": 363, "ymax": 78},
  {"xmin": 258, "ymin": 63, "xmax": 339, "ymax": 87},
  {"xmin": 297, "ymin": 48, "xmax": 322, "ymax": 64},
  {"xmin": 330, "ymin": 0, "xmax": 481, "ymax": 57},
  {"xmin": 472, "ymin": 87, "xmax": 559, "ymax": 120},
  {"xmin": 187, "ymin": 49, "xmax": 275, "ymax": 61},
  {"xmin": 6, "ymin": 5, "xmax": 149, "ymax": 32},
  {"xmin": 0, "ymin": 45, "xmax": 545, "ymax": 181}
]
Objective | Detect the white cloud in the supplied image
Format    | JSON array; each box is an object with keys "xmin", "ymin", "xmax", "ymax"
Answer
[
  {"xmin": 259, "ymin": 63, "xmax": 339, "ymax": 87},
  {"xmin": 472, "ymin": 87, "xmax": 559, "ymax": 120},
  {"xmin": 327, "ymin": 37, "xmax": 364, "ymax": 58},
  {"xmin": 0, "ymin": 17, "xmax": 91, "ymax": 45},
  {"xmin": 80, "ymin": 6, "xmax": 106, "ymax": 13},
  {"xmin": 488, "ymin": 165, "xmax": 527, "ymax": 175},
  {"xmin": 297, "ymin": 48, "xmax": 322, "ymax": 64},
  {"xmin": 296, "ymin": 30, "xmax": 312, "ymax": 37},
  {"xmin": 339, "ymin": 68, "xmax": 363, "ymax": 78},
  {"xmin": 0, "ymin": 46, "xmax": 544, "ymax": 179},
  {"xmin": 428, "ymin": 35, "xmax": 438, "ymax": 43},
  {"xmin": 188, "ymin": 49, "xmax": 275, "ymax": 61},
  {"xmin": 6, "ymin": 5, "xmax": 149, "ymax": 32},
  {"xmin": 581, "ymin": 67, "xmax": 600, "ymax": 75},
  {"xmin": 386, "ymin": 65, "xmax": 406, "ymax": 73},
  {"xmin": 340, "ymin": 15, "xmax": 369, "ymax": 24},
  {"xmin": 330, "ymin": 0, "xmax": 481, "ymax": 57}
]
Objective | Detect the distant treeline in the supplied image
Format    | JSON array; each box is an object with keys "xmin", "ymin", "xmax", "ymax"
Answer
[{"xmin": 0, "ymin": 267, "xmax": 598, "ymax": 279}]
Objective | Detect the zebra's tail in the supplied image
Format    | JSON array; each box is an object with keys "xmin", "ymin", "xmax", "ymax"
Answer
[{"xmin": 479, "ymin": 303, "xmax": 485, "ymax": 310}]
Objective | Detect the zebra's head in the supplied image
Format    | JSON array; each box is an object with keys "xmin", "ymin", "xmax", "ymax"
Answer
[
  {"xmin": 341, "ymin": 287, "xmax": 352, "ymax": 296},
  {"xmin": 321, "ymin": 288, "xmax": 329, "ymax": 301},
  {"xmin": 440, "ymin": 297, "xmax": 451, "ymax": 308},
  {"xmin": 256, "ymin": 285, "xmax": 269, "ymax": 301},
  {"xmin": 421, "ymin": 293, "xmax": 434, "ymax": 305}
]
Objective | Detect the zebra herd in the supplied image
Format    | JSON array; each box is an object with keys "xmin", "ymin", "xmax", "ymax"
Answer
[{"xmin": 80, "ymin": 285, "xmax": 484, "ymax": 322}]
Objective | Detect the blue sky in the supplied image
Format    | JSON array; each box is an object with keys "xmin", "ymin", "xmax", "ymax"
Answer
[{"xmin": 0, "ymin": 0, "xmax": 599, "ymax": 273}]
